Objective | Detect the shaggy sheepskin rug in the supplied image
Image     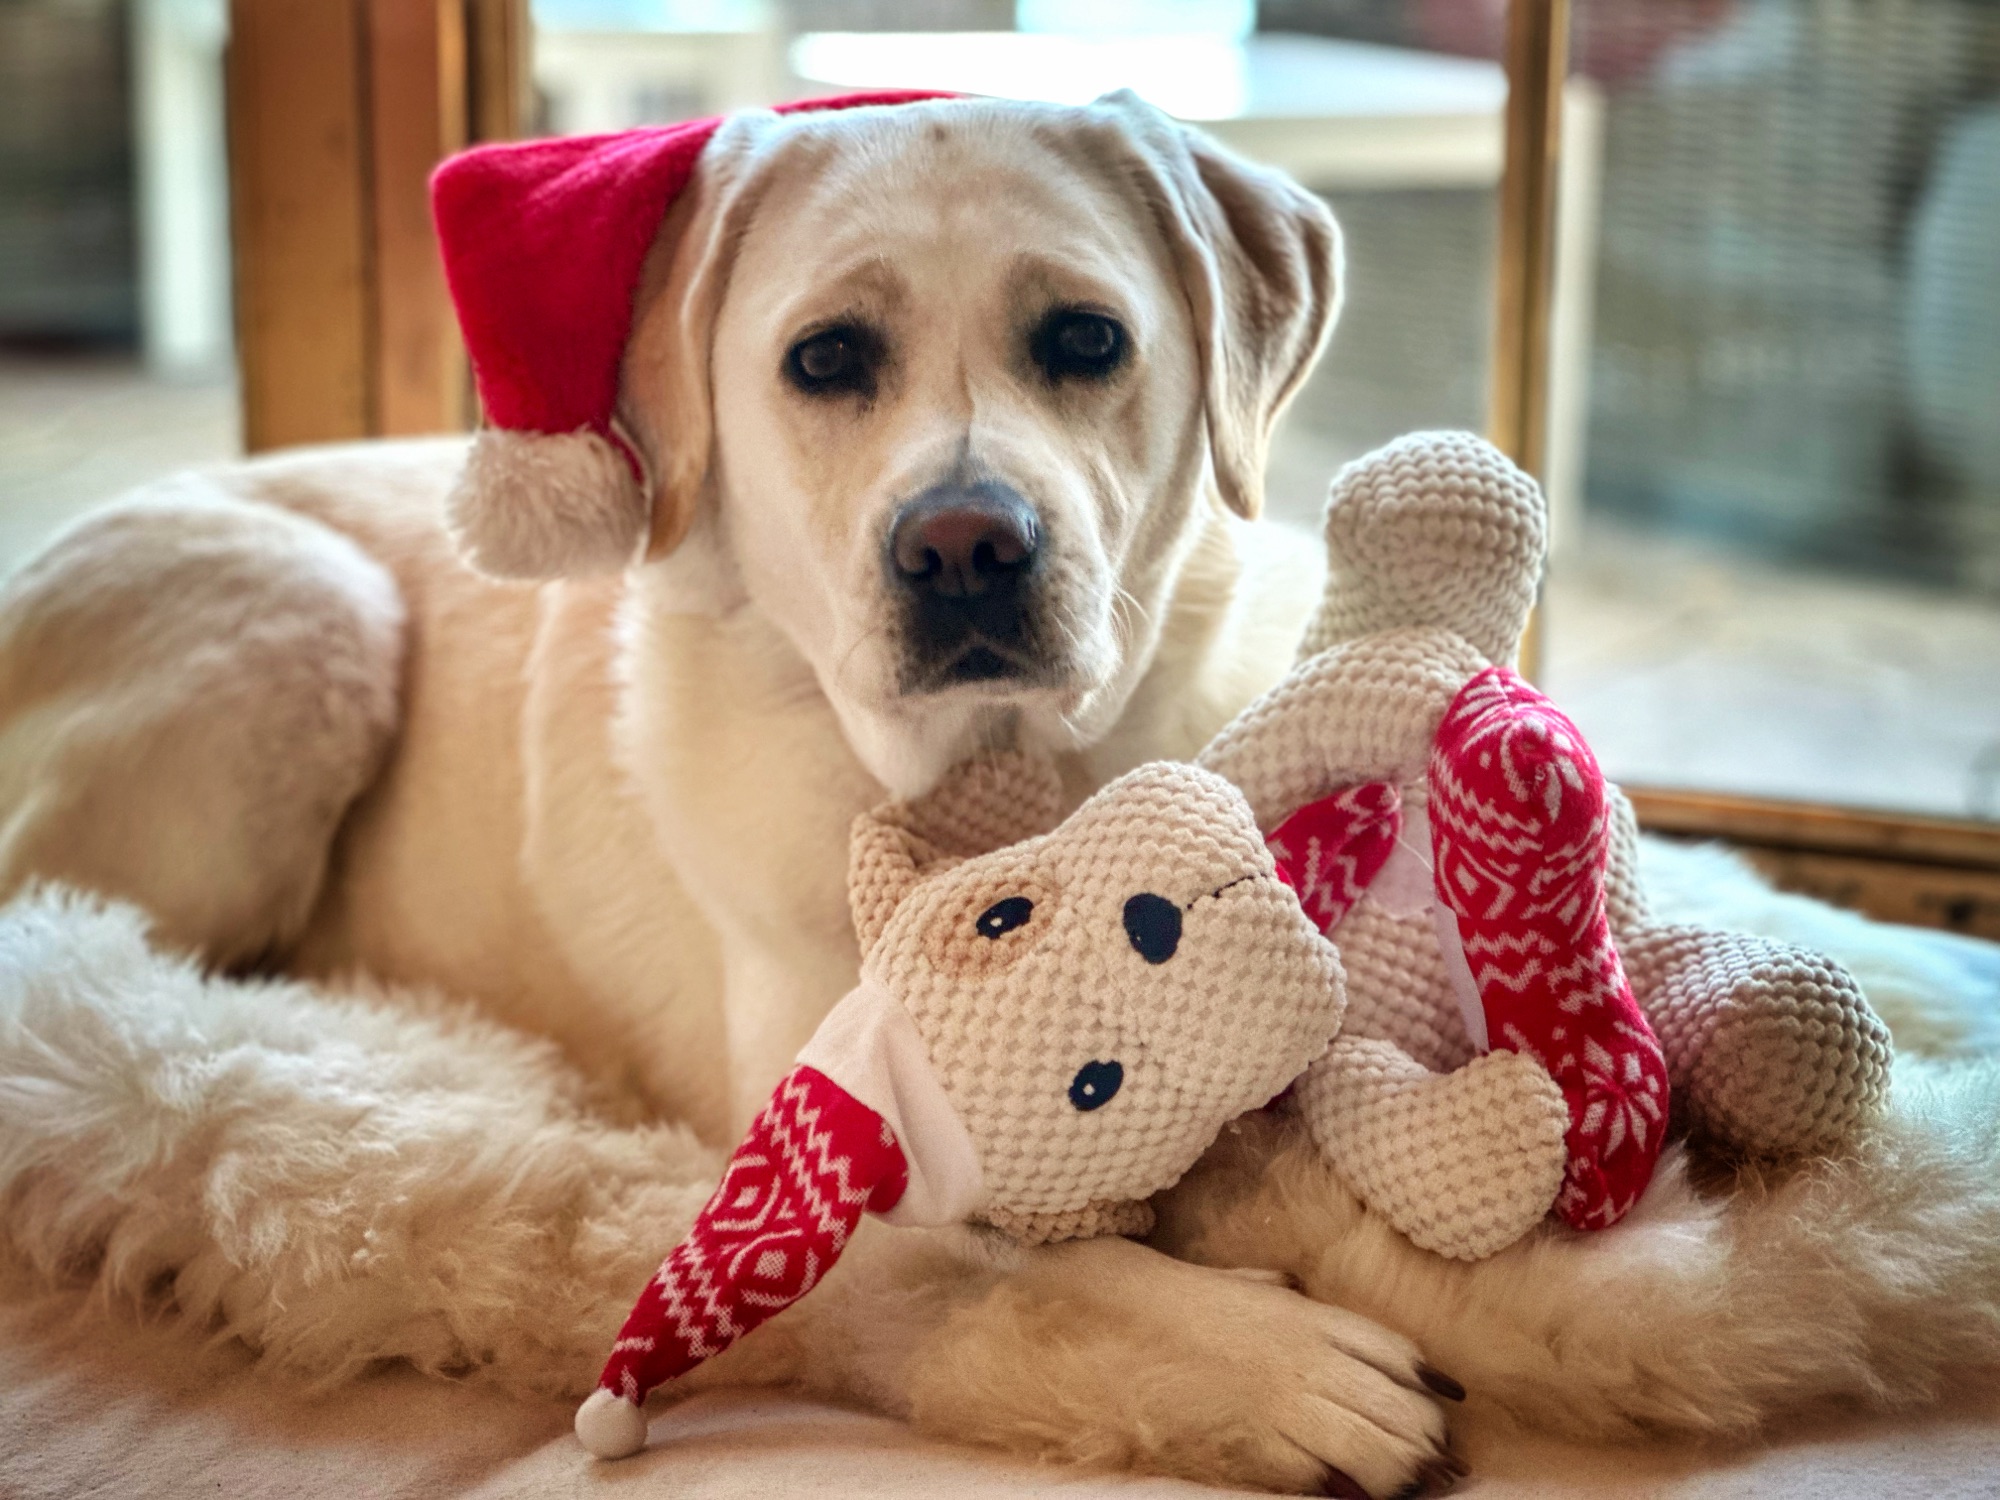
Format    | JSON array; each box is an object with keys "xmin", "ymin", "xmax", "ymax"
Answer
[{"xmin": 0, "ymin": 837, "xmax": 1997, "ymax": 1445}]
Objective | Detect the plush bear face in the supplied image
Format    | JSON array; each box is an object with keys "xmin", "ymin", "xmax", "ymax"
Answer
[{"xmin": 855, "ymin": 760, "xmax": 1345, "ymax": 1220}]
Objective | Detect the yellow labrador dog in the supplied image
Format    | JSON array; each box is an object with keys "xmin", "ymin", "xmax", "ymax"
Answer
[{"xmin": 0, "ymin": 94, "xmax": 1464, "ymax": 1494}]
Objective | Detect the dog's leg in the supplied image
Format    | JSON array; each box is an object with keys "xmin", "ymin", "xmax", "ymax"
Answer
[
  {"xmin": 689, "ymin": 1217, "xmax": 1458, "ymax": 1498},
  {"xmin": 1157, "ymin": 1102, "xmax": 2000, "ymax": 1448},
  {"xmin": 0, "ymin": 480, "xmax": 404, "ymax": 967}
]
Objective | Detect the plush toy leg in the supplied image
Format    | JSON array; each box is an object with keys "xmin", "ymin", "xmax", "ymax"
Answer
[
  {"xmin": 1429, "ymin": 667, "xmax": 1670, "ymax": 1231},
  {"xmin": 1621, "ymin": 925, "xmax": 1892, "ymax": 1159},
  {"xmin": 1297, "ymin": 1038, "xmax": 1569, "ymax": 1261},
  {"xmin": 577, "ymin": 1065, "xmax": 907, "ymax": 1459}
]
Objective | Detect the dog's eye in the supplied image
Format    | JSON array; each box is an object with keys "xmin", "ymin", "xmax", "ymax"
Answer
[
  {"xmin": 1122, "ymin": 893, "xmax": 1181, "ymax": 964},
  {"xmin": 1033, "ymin": 309, "xmax": 1127, "ymax": 382},
  {"xmin": 786, "ymin": 324, "xmax": 879, "ymax": 397},
  {"xmin": 976, "ymin": 896, "xmax": 1034, "ymax": 939},
  {"xmin": 1068, "ymin": 1059, "xmax": 1123, "ymax": 1112}
]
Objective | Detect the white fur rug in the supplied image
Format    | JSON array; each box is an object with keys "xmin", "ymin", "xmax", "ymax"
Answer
[{"xmin": 0, "ymin": 837, "xmax": 1997, "ymax": 1443}]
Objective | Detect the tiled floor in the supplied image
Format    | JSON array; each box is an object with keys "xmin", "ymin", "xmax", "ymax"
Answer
[
  {"xmin": 1542, "ymin": 521, "xmax": 2000, "ymax": 823},
  {"xmin": 3, "ymin": 353, "xmax": 1997, "ymax": 825},
  {"xmin": 0, "ymin": 353, "xmax": 238, "ymax": 568}
]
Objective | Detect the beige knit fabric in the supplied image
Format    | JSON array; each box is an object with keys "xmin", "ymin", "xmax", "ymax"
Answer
[
  {"xmin": 982, "ymin": 1198, "xmax": 1156, "ymax": 1246},
  {"xmin": 1621, "ymin": 923, "xmax": 1892, "ymax": 1158},
  {"xmin": 1297, "ymin": 1038, "xmax": 1568, "ymax": 1261},
  {"xmin": 1299, "ymin": 429, "xmax": 1545, "ymax": 668},
  {"xmin": 1604, "ymin": 790, "xmax": 1894, "ymax": 1159},
  {"xmin": 1196, "ymin": 430, "xmax": 1894, "ymax": 1260},
  {"xmin": 1197, "ymin": 627, "xmax": 1487, "ymax": 831},
  {"xmin": 849, "ymin": 756, "xmax": 1345, "ymax": 1240}
]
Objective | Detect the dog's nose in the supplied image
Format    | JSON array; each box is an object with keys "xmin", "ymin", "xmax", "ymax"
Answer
[{"xmin": 889, "ymin": 486, "xmax": 1039, "ymax": 600}]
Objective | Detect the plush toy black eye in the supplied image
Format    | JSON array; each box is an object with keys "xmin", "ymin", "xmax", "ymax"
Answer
[
  {"xmin": 1032, "ymin": 308, "xmax": 1127, "ymax": 382},
  {"xmin": 975, "ymin": 896, "xmax": 1034, "ymax": 940},
  {"xmin": 1122, "ymin": 893, "xmax": 1181, "ymax": 964},
  {"xmin": 1068, "ymin": 1059, "xmax": 1123, "ymax": 1112},
  {"xmin": 785, "ymin": 323, "xmax": 881, "ymax": 397}
]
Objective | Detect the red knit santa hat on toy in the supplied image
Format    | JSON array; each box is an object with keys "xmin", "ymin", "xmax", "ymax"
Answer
[
  {"xmin": 574, "ymin": 1064, "xmax": 912, "ymax": 1460},
  {"xmin": 428, "ymin": 91, "xmax": 952, "ymax": 580}
]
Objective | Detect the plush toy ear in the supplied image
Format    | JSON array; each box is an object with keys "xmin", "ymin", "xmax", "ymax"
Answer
[
  {"xmin": 897, "ymin": 750, "xmax": 1066, "ymax": 856},
  {"xmin": 849, "ymin": 751, "xmax": 1066, "ymax": 956},
  {"xmin": 849, "ymin": 813, "xmax": 944, "ymax": 958},
  {"xmin": 1090, "ymin": 91, "xmax": 1342, "ymax": 520}
]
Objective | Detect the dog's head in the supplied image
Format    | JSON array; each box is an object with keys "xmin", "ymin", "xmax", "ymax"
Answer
[{"xmin": 615, "ymin": 94, "xmax": 1340, "ymax": 794}]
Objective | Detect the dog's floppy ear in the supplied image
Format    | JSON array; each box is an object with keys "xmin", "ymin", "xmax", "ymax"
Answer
[
  {"xmin": 849, "ymin": 751, "xmax": 1066, "ymax": 956},
  {"xmin": 618, "ymin": 113, "xmax": 782, "ymax": 572},
  {"xmin": 1094, "ymin": 91, "xmax": 1342, "ymax": 520}
]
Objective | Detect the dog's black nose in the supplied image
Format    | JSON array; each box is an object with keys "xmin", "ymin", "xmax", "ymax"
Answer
[{"xmin": 889, "ymin": 485, "xmax": 1039, "ymax": 600}]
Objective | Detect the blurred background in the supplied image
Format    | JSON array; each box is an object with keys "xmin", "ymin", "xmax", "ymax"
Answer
[{"xmin": 2, "ymin": 0, "xmax": 1998, "ymax": 838}]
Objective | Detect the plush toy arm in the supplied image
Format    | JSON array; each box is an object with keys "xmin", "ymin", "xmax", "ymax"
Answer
[
  {"xmin": 1198, "ymin": 627, "xmax": 1487, "ymax": 831},
  {"xmin": 1621, "ymin": 924, "xmax": 1892, "ymax": 1159},
  {"xmin": 1295, "ymin": 1038, "xmax": 1569, "ymax": 1262}
]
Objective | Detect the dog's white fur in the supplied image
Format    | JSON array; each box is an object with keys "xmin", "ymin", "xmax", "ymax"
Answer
[{"xmin": 2, "ymin": 93, "xmax": 1999, "ymax": 1497}]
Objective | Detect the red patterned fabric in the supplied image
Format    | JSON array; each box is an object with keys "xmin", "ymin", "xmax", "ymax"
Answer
[
  {"xmin": 1267, "ymin": 781, "xmax": 1403, "ymax": 935},
  {"xmin": 1428, "ymin": 667, "xmax": 1668, "ymax": 1229},
  {"xmin": 595, "ymin": 1065, "xmax": 908, "ymax": 1410}
]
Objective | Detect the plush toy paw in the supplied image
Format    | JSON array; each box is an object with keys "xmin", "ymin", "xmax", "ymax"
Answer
[
  {"xmin": 1298, "ymin": 1037, "xmax": 1569, "ymax": 1260},
  {"xmin": 1622, "ymin": 925, "xmax": 1892, "ymax": 1158},
  {"xmin": 1429, "ymin": 666, "xmax": 1670, "ymax": 1230}
]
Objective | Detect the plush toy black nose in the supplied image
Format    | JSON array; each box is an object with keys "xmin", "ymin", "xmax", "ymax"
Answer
[
  {"xmin": 1122, "ymin": 893, "xmax": 1181, "ymax": 964},
  {"xmin": 1069, "ymin": 1060, "xmax": 1123, "ymax": 1112}
]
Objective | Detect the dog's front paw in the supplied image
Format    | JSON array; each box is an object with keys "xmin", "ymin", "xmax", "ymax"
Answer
[{"xmin": 906, "ymin": 1235, "xmax": 1460, "ymax": 1496}]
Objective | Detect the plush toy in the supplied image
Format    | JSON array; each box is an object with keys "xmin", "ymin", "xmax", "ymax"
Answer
[
  {"xmin": 576, "ymin": 433, "xmax": 1900, "ymax": 1456},
  {"xmin": 574, "ymin": 758, "xmax": 1346, "ymax": 1459},
  {"xmin": 1198, "ymin": 431, "xmax": 1895, "ymax": 1261}
]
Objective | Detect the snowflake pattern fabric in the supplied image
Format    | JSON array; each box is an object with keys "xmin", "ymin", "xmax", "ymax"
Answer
[
  {"xmin": 593, "ymin": 1065, "xmax": 907, "ymax": 1411},
  {"xmin": 1428, "ymin": 666, "xmax": 1669, "ymax": 1229},
  {"xmin": 1267, "ymin": 781, "xmax": 1403, "ymax": 935}
]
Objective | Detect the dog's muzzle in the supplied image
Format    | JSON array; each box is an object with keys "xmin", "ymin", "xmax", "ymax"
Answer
[{"xmin": 887, "ymin": 479, "xmax": 1051, "ymax": 689}]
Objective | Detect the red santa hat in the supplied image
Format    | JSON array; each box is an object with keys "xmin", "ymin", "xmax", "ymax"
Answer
[{"xmin": 429, "ymin": 91, "xmax": 952, "ymax": 580}]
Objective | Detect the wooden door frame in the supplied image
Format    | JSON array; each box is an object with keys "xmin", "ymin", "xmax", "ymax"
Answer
[{"xmin": 225, "ymin": 0, "xmax": 527, "ymax": 451}]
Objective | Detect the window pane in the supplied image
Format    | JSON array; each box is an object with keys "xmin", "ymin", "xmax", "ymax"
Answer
[
  {"xmin": 0, "ymin": 0, "xmax": 238, "ymax": 574},
  {"xmin": 1542, "ymin": 0, "xmax": 2000, "ymax": 822}
]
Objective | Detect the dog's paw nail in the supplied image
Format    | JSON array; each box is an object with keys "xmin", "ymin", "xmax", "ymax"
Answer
[
  {"xmin": 1425, "ymin": 1460, "xmax": 1465, "ymax": 1496},
  {"xmin": 1394, "ymin": 1456, "xmax": 1465, "ymax": 1499},
  {"xmin": 1319, "ymin": 1466, "xmax": 1374, "ymax": 1500},
  {"xmin": 1417, "ymin": 1364, "xmax": 1466, "ymax": 1401}
]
